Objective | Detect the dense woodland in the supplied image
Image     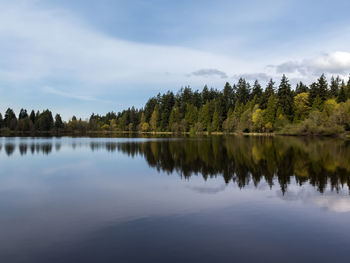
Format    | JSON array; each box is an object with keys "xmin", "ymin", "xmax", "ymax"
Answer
[{"xmin": 1, "ymin": 74, "xmax": 350, "ymax": 136}]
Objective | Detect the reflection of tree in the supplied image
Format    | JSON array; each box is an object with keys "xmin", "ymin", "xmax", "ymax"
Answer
[
  {"xmin": 115, "ymin": 137, "xmax": 350, "ymax": 194},
  {"xmin": 2, "ymin": 142, "xmax": 53, "ymax": 156},
  {"xmin": 5, "ymin": 143, "xmax": 15, "ymax": 156},
  {"xmin": 1, "ymin": 137, "xmax": 350, "ymax": 193}
]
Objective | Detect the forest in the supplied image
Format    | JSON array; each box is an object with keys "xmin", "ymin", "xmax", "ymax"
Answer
[{"xmin": 1, "ymin": 74, "xmax": 350, "ymax": 136}]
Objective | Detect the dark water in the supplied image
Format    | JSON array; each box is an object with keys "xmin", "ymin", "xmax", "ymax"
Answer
[{"xmin": 1, "ymin": 136, "xmax": 350, "ymax": 263}]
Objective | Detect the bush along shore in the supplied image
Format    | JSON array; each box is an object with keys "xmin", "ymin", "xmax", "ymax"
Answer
[{"xmin": 1, "ymin": 74, "xmax": 350, "ymax": 137}]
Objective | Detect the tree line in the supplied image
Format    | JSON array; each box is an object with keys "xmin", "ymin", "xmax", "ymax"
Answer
[{"xmin": 1, "ymin": 74, "xmax": 350, "ymax": 135}]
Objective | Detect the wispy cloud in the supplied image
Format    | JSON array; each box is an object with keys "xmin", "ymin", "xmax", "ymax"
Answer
[
  {"xmin": 232, "ymin": 72, "xmax": 273, "ymax": 82},
  {"xmin": 43, "ymin": 86, "xmax": 96, "ymax": 101},
  {"xmin": 189, "ymin": 69, "xmax": 228, "ymax": 79}
]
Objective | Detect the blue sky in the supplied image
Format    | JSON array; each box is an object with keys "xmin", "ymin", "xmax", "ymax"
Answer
[{"xmin": 1, "ymin": 0, "xmax": 350, "ymax": 119}]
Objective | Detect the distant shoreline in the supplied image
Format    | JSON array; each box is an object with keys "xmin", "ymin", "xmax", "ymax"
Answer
[{"xmin": 1, "ymin": 130, "xmax": 349, "ymax": 139}]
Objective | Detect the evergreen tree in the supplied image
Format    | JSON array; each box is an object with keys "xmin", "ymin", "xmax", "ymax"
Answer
[
  {"xmin": 201, "ymin": 85, "xmax": 210, "ymax": 104},
  {"xmin": 317, "ymin": 74, "xmax": 328, "ymax": 101},
  {"xmin": 36, "ymin": 110, "xmax": 54, "ymax": 131},
  {"xmin": 159, "ymin": 91, "xmax": 175, "ymax": 131},
  {"xmin": 19, "ymin": 109, "xmax": 28, "ymax": 119},
  {"xmin": 295, "ymin": 81, "xmax": 308, "ymax": 94},
  {"xmin": 144, "ymin": 97, "xmax": 158, "ymax": 123},
  {"xmin": 4, "ymin": 108, "xmax": 17, "ymax": 130},
  {"xmin": 260, "ymin": 79, "xmax": 275, "ymax": 109},
  {"xmin": 198, "ymin": 101, "xmax": 212, "ymax": 131},
  {"xmin": 212, "ymin": 108, "xmax": 221, "ymax": 132},
  {"xmin": 223, "ymin": 82, "xmax": 235, "ymax": 113},
  {"xmin": 184, "ymin": 103, "xmax": 198, "ymax": 130},
  {"xmin": 211, "ymin": 100, "xmax": 224, "ymax": 132},
  {"xmin": 29, "ymin": 110, "xmax": 35, "ymax": 124},
  {"xmin": 54, "ymin": 114, "xmax": 64, "ymax": 129},
  {"xmin": 251, "ymin": 80, "xmax": 263, "ymax": 101},
  {"xmin": 0, "ymin": 113, "xmax": 3, "ymax": 128},
  {"xmin": 277, "ymin": 75, "xmax": 294, "ymax": 120},
  {"xmin": 329, "ymin": 76, "xmax": 340, "ymax": 98},
  {"xmin": 309, "ymin": 82, "xmax": 319, "ymax": 106},
  {"xmin": 236, "ymin": 78, "xmax": 251, "ymax": 104},
  {"xmin": 264, "ymin": 95, "xmax": 277, "ymax": 129},
  {"xmin": 337, "ymin": 82, "xmax": 347, "ymax": 103}
]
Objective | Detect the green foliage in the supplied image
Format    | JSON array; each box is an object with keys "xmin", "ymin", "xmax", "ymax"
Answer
[
  {"xmin": 236, "ymin": 78, "xmax": 251, "ymax": 104},
  {"xmin": 4, "ymin": 108, "xmax": 17, "ymax": 130},
  {"xmin": 198, "ymin": 101, "xmax": 212, "ymax": 131},
  {"xmin": 277, "ymin": 75, "xmax": 294, "ymax": 121},
  {"xmin": 264, "ymin": 95, "xmax": 277, "ymax": 128},
  {"xmin": 55, "ymin": 114, "xmax": 64, "ymax": 129},
  {"xmin": 35, "ymin": 110, "xmax": 54, "ymax": 131},
  {"xmin": 295, "ymin": 81, "xmax": 308, "ymax": 94},
  {"xmin": 294, "ymin": 92, "xmax": 310, "ymax": 121},
  {"xmin": 184, "ymin": 103, "xmax": 198, "ymax": 130},
  {"xmin": 260, "ymin": 79, "xmax": 275, "ymax": 109},
  {"xmin": 252, "ymin": 106, "xmax": 265, "ymax": 132},
  {"xmin": 337, "ymin": 83, "xmax": 347, "ymax": 103},
  {"xmin": 330, "ymin": 76, "xmax": 340, "ymax": 98},
  {"xmin": 150, "ymin": 106, "xmax": 160, "ymax": 131}
]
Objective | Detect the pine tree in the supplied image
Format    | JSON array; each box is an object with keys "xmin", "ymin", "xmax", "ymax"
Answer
[
  {"xmin": 198, "ymin": 101, "xmax": 212, "ymax": 131},
  {"xmin": 211, "ymin": 100, "xmax": 223, "ymax": 132},
  {"xmin": 308, "ymin": 82, "xmax": 318, "ymax": 106},
  {"xmin": 251, "ymin": 80, "xmax": 263, "ymax": 103},
  {"xmin": 36, "ymin": 110, "xmax": 54, "ymax": 131},
  {"xmin": 4, "ymin": 108, "xmax": 17, "ymax": 130},
  {"xmin": 236, "ymin": 78, "xmax": 251, "ymax": 104},
  {"xmin": 277, "ymin": 75, "xmax": 294, "ymax": 121},
  {"xmin": 337, "ymin": 82, "xmax": 347, "ymax": 103},
  {"xmin": 264, "ymin": 95, "xmax": 277, "ymax": 126},
  {"xmin": 295, "ymin": 81, "xmax": 308, "ymax": 94},
  {"xmin": 260, "ymin": 79, "xmax": 275, "ymax": 109},
  {"xmin": 54, "ymin": 114, "xmax": 64, "ymax": 129},
  {"xmin": 184, "ymin": 103, "xmax": 198, "ymax": 130},
  {"xmin": 329, "ymin": 76, "xmax": 340, "ymax": 98},
  {"xmin": 223, "ymin": 82, "xmax": 235, "ymax": 113},
  {"xmin": 19, "ymin": 109, "xmax": 28, "ymax": 119},
  {"xmin": 29, "ymin": 110, "xmax": 35, "ymax": 124},
  {"xmin": 317, "ymin": 74, "xmax": 328, "ymax": 101}
]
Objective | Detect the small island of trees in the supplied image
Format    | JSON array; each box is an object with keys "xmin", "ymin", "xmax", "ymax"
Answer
[{"xmin": 1, "ymin": 74, "xmax": 350, "ymax": 136}]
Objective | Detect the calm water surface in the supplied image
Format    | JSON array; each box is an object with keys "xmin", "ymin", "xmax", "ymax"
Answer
[{"xmin": 0, "ymin": 136, "xmax": 350, "ymax": 263}]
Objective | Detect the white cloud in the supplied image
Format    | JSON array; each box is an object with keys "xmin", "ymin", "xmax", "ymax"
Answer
[
  {"xmin": 273, "ymin": 51, "xmax": 350, "ymax": 77},
  {"xmin": 313, "ymin": 195, "xmax": 350, "ymax": 213},
  {"xmin": 190, "ymin": 69, "xmax": 228, "ymax": 79}
]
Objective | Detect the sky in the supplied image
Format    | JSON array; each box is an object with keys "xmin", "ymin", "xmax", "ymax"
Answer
[{"xmin": 1, "ymin": 0, "xmax": 350, "ymax": 119}]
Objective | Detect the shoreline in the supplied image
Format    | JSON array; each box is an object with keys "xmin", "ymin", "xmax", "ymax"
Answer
[{"xmin": 0, "ymin": 130, "xmax": 349, "ymax": 139}]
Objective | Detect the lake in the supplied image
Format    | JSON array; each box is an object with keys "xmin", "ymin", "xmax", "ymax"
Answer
[{"xmin": 0, "ymin": 136, "xmax": 350, "ymax": 263}]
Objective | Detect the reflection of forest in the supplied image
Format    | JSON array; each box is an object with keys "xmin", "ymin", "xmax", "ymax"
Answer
[
  {"xmin": 113, "ymin": 137, "xmax": 350, "ymax": 193},
  {"xmin": 1, "ymin": 137, "xmax": 350, "ymax": 193}
]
